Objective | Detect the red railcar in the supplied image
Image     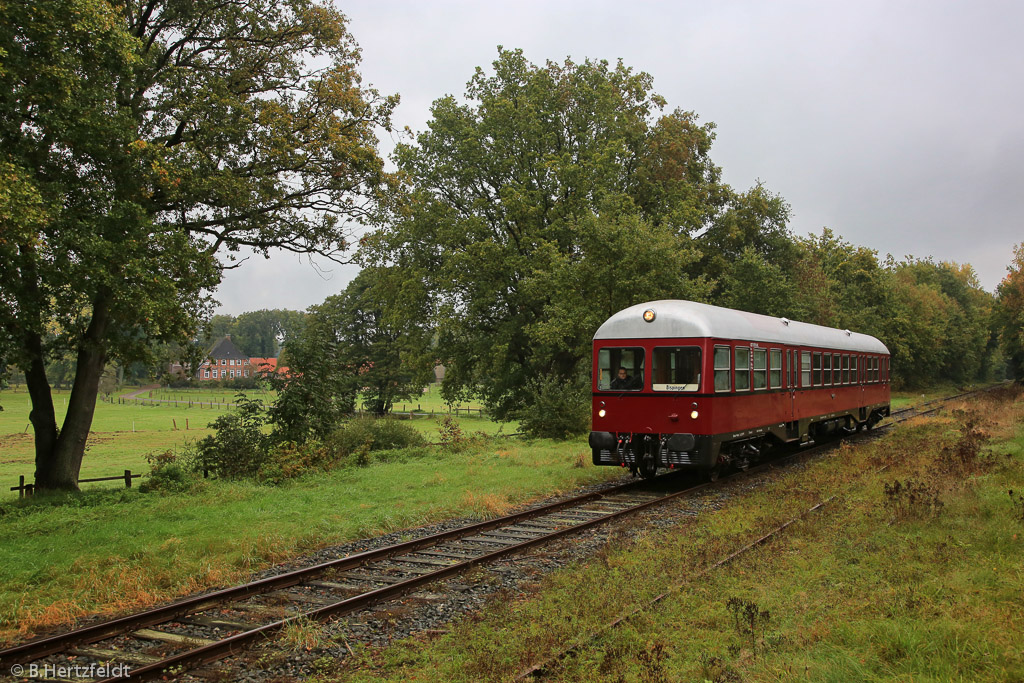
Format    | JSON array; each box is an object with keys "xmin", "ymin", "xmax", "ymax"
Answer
[{"xmin": 589, "ymin": 300, "xmax": 890, "ymax": 477}]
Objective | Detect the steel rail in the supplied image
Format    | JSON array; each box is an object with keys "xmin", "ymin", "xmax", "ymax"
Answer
[{"xmin": 0, "ymin": 476, "xmax": 651, "ymax": 667}]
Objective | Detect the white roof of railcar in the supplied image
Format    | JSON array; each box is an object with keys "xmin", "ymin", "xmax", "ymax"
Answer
[{"xmin": 594, "ymin": 300, "xmax": 889, "ymax": 354}]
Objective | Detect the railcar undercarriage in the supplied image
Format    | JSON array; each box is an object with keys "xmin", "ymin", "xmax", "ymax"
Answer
[{"xmin": 590, "ymin": 405, "xmax": 890, "ymax": 478}]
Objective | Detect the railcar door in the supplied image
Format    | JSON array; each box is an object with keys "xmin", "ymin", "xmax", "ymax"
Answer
[{"xmin": 784, "ymin": 348, "xmax": 797, "ymax": 439}]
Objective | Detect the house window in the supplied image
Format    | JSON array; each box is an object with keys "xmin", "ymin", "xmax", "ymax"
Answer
[{"xmin": 204, "ymin": 369, "xmax": 210, "ymax": 378}]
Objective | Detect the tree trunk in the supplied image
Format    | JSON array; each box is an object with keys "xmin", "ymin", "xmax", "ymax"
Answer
[
  {"xmin": 33, "ymin": 291, "xmax": 111, "ymax": 492},
  {"xmin": 25, "ymin": 330, "xmax": 59, "ymax": 485}
]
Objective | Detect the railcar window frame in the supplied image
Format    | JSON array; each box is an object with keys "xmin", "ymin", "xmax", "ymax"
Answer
[
  {"xmin": 842, "ymin": 355, "xmax": 849, "ymax": 384},
  {"xmin": 823, "ymin": 352, "xmax": 832, "ymax": 386},
  {"xmin": 752, "ymin": 348, "xmax": 767, "ymax": 390},
  {"xmin": 851, "ymin": 356, "xmax": 858, "ymax": 384},
  {"xmin": 770, "ymin": 349, "xmax": 782, "ymax": 389},
  {"xmin": 735, "ymin": 346, "xmax": 751, "ymax": 392},
  {"xmin": 651, "ymin": 346, "xmax": 702, "ymax": 392},
  {"xmin": 714, "ymin": 345, "xmax": 731, "ymax": 392},
  {"xmin": 812, "ymin": 352, "xmax": 822, "ymax": 386},
  {"xmin": 802, "ymin": 351, "xmax": 811, "ymax": 388},
  {"xmin": 833, "ymin": 353, "xmax": 841, "ymax": 385},
  {"xmin": 596, "ymin": 346, "xmax": 646, "ymax": 392}
]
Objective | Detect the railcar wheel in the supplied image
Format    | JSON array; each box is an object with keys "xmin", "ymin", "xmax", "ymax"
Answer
[{"xmin": 638, "ymin": 462, "xmax": 658, "ymax": 479}]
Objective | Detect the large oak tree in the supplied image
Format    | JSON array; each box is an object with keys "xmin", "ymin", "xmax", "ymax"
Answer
[
  {"xmin": 366, "ymin": 48, "xmax": 765, "ymax": 420},
  {"xmin": 0, "ymin": 0, "xmax": 395, "ymax": 490}
]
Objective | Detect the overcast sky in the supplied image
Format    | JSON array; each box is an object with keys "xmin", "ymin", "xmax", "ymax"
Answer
[{"xmin": 214, "ymin": 0, "xmax": 1024, "ymax": 314}]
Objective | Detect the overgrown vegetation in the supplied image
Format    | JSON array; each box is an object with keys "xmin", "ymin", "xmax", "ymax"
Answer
[
  {"xmin": 514, "ymin": 374, "xmax": 591, "ymax": 439},
  {"xmin": 327, "ymin": 386, "xmax": 1024, "ymax": 683}
]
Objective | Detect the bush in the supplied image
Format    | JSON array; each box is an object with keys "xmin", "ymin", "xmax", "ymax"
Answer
[
  {"xmin": 324, "ymin": 417, "xmax": 427, "ymax": 464},
  {"xmin": 139, "ymin": 450, "xmax": 199, "ymax": 493},
  {"xmin": 514, "ymin": 373, "xmax": 590, "ymax": 439},
  {"xmin": 193, "ymin": 394, "xmax": 271, "ymax": 478}
]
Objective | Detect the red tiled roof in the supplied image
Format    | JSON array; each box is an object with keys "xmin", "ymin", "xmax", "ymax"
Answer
[{"xmin": 251, "ymin": 358, "xmax": 288, "ymax": 375}]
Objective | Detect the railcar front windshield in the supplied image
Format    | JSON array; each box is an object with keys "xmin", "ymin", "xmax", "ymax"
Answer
[
  {"xmin": 652, "ymin": 347, "xmax": 701, "ymax": 391},
  {"xmin": 597, "ymin": 347, "xmax": 645, "ymax": 391}
]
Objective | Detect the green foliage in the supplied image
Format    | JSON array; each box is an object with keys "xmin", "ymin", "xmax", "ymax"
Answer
[
  {"xmin": 997, "ymin": 243, "xmax": 1024, "ymax": 379},
  {"xmin": 514, "ymin": 373, "xmax": 591, "ymax": 439},
  {"xmin": 265, "ymin": 306, "xmax": 359, "ymax": 444},
  {"xmin": 323, "ymin": 417, "xmax": 427, "ymax": 464},
  {"xmin": 138, "ymin": 450, "xmax": 198, "ymax": 494},
  {"xmin": 193, "ymin": 395, "xmax": 270, "ymax": 478},
  {"xmin": 436, "ymin": 415, "xmax": 467, "ymax": 453},
  {"xmin": 325, "ymin": 269, "xmax": 434, "ymax": 416},
  {"xmin": 1, "ymin": 0, "xmax": 395, "ymax": 489},
  {"xmin": 200, "ymin": 309, "xmax": 307, "ymax": 358},
  {"xmin": 367, "ymin": 48, "xmax": 733, "ymax": 420}
]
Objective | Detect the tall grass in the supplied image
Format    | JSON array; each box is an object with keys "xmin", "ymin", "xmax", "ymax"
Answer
[
  {"xmin": 0, "ymin": 438, "xmax": 617, "ymax": 644},
  {"xmin": 330, "ymin": 386, "xmax": 1024, "ymax": 683}
]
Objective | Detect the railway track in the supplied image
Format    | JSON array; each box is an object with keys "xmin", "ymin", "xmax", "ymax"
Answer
[{"xmin": 1, "ymin": 386, "xmax": 995, "ymax": 682}]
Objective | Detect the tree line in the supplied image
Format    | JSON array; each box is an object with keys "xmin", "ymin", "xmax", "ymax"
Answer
[{"xmin": 1, "ymin": 2, "xmax": 1021, "ymax": 490}]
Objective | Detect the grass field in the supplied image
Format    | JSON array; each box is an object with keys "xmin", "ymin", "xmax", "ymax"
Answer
[{"xmin": 0, "ymin": 385, "xmax": 497, "ymax": 498}]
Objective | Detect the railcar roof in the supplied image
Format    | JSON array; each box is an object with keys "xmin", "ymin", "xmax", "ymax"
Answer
[{"xmin": 594, "ymin": 300, "xmax": 890, "ymax": 354}]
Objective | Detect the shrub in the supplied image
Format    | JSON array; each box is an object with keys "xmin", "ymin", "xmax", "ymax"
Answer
[
  {"xmin": 193, "ymin": 394, "xmax": 271, "ymax": 478},
  {"xmin": 883, "ymin": 479, "xmax": 944, "ymax": 520},
  {"xmin": 514, "ymin": 373, "xmax": 590, "ymax": 439},
  {"xmin": 437, "ymin": 415, "xmax": 466, "ymax": 452},
  {"xmin": 139, "ymin": 450, "xmax": 198, "ymax": 493},
  {"xmin": 324, "ymin": 417, "xmax": 427, "ymax": 464}
]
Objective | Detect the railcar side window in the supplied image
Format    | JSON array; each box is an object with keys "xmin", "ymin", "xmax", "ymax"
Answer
[
  {"xmin": 752, "ymin": 348, "xmax": 767, "ymax": 390},
  {"xmin": 823, "ymin": 353, "xmax": 832, "ymax": 386},
  {"xmin": 735, "ymin": 347, "xmax": 751, "ymax": 391},
  {"xmin": 842, "ymin": 355, "xmax": 850, "ymax": 384},
  {"xmin": 597, "ymin": 347, "xmax": 645, "ymax": 391},
  {"xmin": 714, "ymin": 346, "xmax": 731, "ymax": 392},
  {"xmin": 770, "ymin": 349, "xmax": 782, "ymax": 389},
  {"xmin": 801, "ymin": 351, "xmax": 811, "ymax": 387},
  {"xmin": 851, "ymin": 356, "xmax": 858, "ymax": 384},
  {"xmin": 813, "ymin": 352, "xmax": 822, "ymax": 386},
  {"xmin": 833, "ymin": 353, "xmax": 841, "ymax": 385},
  {"xmin": 652, "ymin": 347, "xmax": 701, "ymax": 391}
]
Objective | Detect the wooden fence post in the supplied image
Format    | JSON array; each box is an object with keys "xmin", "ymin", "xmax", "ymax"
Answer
[{"xmin": 124, "ymin": 470, "xmax": 132, "ymax": 488}]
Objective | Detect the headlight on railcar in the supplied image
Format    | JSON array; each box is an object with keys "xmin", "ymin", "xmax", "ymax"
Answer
[
  {"xmin": 690, "ymin": 410, "xmax": 699, "ymax": 419},
  {"xmin": 598, "ymin": 409, "xmax": 606, "ymax": 418}
]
